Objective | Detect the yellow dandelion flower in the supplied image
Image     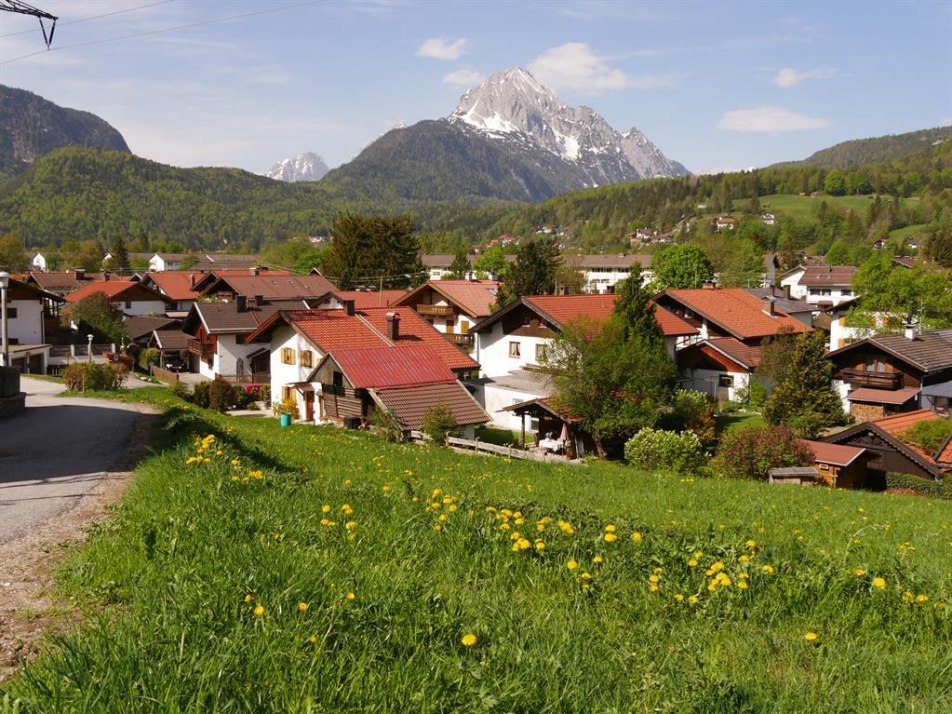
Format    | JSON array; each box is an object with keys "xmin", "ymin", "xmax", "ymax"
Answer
[
  {"xmin": 567, "ymin": 559, "xmax": 579, "ymax": 571},
  {"xmin": 534, "ymin": 540, "xmax": 545, "ymax": 552},
  {"xmin": 604, "ymin": 524, "xmax": 617, "ymax": 533},
  {"xmin": 593, "ymin": 555, "xmax": 604, "ymax": 564},
  {"xmin": 603, "ymin": 533, "xmax": 618, "ymax": 543},
  {"xmin": 341, "ymin": 504, "xmax": 353, "ymax": 516},
  {"xmin": 746, "ymin": 539, "xmax": 757, "ymax": 549},
  {"xmin": 244, "ymin": 594, "xmax": 254, "ymax": 603},
  {"xmin": 433, "ymin": 523, "xmax": 442, "ymax": 532},
  {"xmin": 688, "ymin": 595, "xmax": 699, "ymax": 606},
  {"xmin": 737, "ymin": 580, "xmax": 749, "ymax": 590},
  {"xmin": 916, "ymin": 594, "xmax": 929, "ymax": 603},
  {"xmin": 872, "ymin": 577, "xmax": 887, "ymax": 590},
  {"xmin": 345, "ymin": 592, "xmax": 356, "ymax": 601},
  {"xmin": 804, "ymin": 631, "xmax": 818, "ymax": 642},
  {"xmin": 739, "ymin": 554, "xmax": 750, "ymax": 563},
  {"xmin": 852, "ymin": 568, "xmax": 866, "ymax": 577},
  {"xmin": 580, "ymin": 571, "xmax": 592, "ymax": 581},
  {"xmin": 308, "ymin": 635, "xmax": 318, "ymax": 644},
  {"xmin": 253, "ymin": 605, "xmax": 265, "ymax": 617},
  {"xmin": 761, "ymin": 565, "xmax": 775, "ymax": 575},
  {"xmin": 649, "ymin": 584, "xmax": 660, "ymax": 593},
  {"xmin": 298, "ymin": 602, "xmax": 309, "ymax": 613},
  {"xmin": 461, "ymin": 633, "xmax": 477, "ymax": 647},
  {"xmin": 674, "ymin": 594, "xmax": 684, "ymax": 602},
  {"xmin": 438, "ymin": 513, "xmax": 448, "ymax": 522},
  {"xmin": 322, "ymin": 504, "xmax": 331, "ymax": 513},
  {"xmin": 631, "ymin": 531, "xmax": 643, "ymax": 543}
]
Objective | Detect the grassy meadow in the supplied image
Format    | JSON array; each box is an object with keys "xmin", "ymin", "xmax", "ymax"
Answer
[{"xmin": 3, "ymin": 389, "xmax": 952, "ymax": 712}]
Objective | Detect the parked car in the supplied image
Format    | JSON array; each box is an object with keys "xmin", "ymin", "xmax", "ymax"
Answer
[{"xmin": 164, "ymin": 357, "xmax": 187, "ymax": 373}]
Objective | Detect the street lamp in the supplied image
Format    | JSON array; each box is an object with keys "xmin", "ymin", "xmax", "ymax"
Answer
[
  {"xmin": 87, "ymin": 333, "xmax": 94, "ymax": 364},
  {"xmin": 0, "ymin": 271, "xmax": 9, "ymax": 368}
]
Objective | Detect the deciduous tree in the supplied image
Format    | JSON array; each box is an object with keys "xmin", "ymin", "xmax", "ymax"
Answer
[{"xmin": 650, "ymin": 244, "xmax": 714, "ymax": 290}]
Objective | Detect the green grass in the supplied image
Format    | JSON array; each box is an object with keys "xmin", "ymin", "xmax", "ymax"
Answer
[
  {"xmin": 3, "ymin": 389, "xmax": 952, "ymax": 712},
  {"xmin": 740, "ymin": 193, "xmax": 916, "ymax": 222},
  {"xmin": 890, "ymin": 223, "xmax": 929, "ymax": 241},
  {"xmin": 474, "ymin": 425, "xmax": 535, "ymax": 446},
  {"xmin": 715, "ymin": 411, "xmax": 766, "ymax": 435}
]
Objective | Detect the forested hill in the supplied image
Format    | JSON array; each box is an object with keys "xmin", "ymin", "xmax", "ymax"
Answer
[
  {"xmin": 0, "ymin": 85, "xmax": 130, "ymax": 182},
  {"xmin": 779, "ymin": 126, "xmax": 952, "ymax": 170}
]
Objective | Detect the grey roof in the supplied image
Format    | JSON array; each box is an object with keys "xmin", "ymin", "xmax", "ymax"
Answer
[
  {"xmin": 921, "ymin": 380, "xmax": 952, "ymax": 398},
  {"xmin": 867, "ymin": 331, "xmax": 952, "ymax": 372},
  {"xmin": 123, "ymin": 315, "xmax": 178, "ymax": 340},
  {"xmin": 746, "ymin": 287, "xmax": 814, "ymax": 314}
]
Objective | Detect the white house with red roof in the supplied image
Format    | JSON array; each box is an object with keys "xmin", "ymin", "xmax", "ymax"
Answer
[
  {"xmin": 779, "ymin": 265, "xmax": 857, "ymax": 307},
  {"xmin": 65, "ymin": 278, "xmax": 171, "ymax": 317},
  {"xmin": 393, "ymin": 279, "xmax": 500, "ymax": 350}
]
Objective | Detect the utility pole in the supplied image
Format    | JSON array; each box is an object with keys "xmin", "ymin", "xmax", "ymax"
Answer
[{"xmin": 0, "ymin": 1, "xmax": 58, "ymax": 48}]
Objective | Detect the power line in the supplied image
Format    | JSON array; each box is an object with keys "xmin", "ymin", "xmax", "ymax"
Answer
[
  {"xmin": 0, "ymin": 0, "xmax": 176, "ymax": 39},
  {"xmin": 0, "ymin": 0, "xmax": 324, "ymax": 66}
]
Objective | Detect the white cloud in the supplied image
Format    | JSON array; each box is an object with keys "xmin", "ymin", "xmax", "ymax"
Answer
[
  {"xmin": 442, "ymin": 68, "xmax": 485, "ymax": 87},
  {"xmin": 417, "ymin": 37, "xmax": 469, "ymax": 61},
  {"xmin": 718, "ymin": 106, "xmax": 830, "ymax": 132},
  {"xmin": 528, "ymin": 42, "xmax": 660, "ymax": 95},
  {"xmin": 940, "ymin": 115, "xmax": 952, "ymax": 127},
  {"xmin": 773, "ymin": 67, "xmax": 838, "ymax": 88}
]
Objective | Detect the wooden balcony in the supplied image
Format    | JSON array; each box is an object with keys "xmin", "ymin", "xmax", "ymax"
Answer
[
  {"xmin": 840, "ymin": 368, "xmax": 904, "ymax": 390},
  {"xmin": 416, "ymin": 304, "xmax": 455, "ymax": 317},
  {"xmin": 187, "ymin": 338, "xmax": 214, "ymax": 359},
  {"xmin": 218, "ymin": 371, "xmax": 270, "ymax": 385},
  {"xmin": 447, "ymin": 333, "xmax": 473, "ymax": 347}
]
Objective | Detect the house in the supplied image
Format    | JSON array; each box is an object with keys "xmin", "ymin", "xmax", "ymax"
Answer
[
  {"xmin": 149, "ymin": 329, "xmax": 192, "ymax": 371},
  {"xmin": 245, "ymin": 305, "xmax": 480, "ymax": 423},
  {"xmin": 29, "ymin": 252, "xmax": 48, "ymax": 272},
  {"xmin": 311, "ymin": 345, "xmax": 488, "ymax": 436},
  {"xmin": 27, "ymin": 269, "xmax": 120, "ymax": 297},
  {"xmin": 0, "ymin": 277, "xmax": 64, "ymax": 373},
  {"xmin": 393, "ymin": 279, "xmax": 501, "ymax": 349},
  {"xmin": 800, "ymin": 440, "xmax": 868, "ymax": 489},
  {"xmin": 715, "ymin": 217, "xmax": 737, "ymax": 231},
  {"xmin": 502, "ymin": 397, "xmax": 593, "ymax": 458},
  {"xmin": 420, "ymin": 254, "xmax": 513, "ymax": 281},
  {"xmin": 65, "ymin": 279, "xmax": 171, "ymax": 317},
  {"xmin": 198, "ymin": 272, "xmax": 337, "ymax": 303},
  {"xmin": 334, "ymin": 289, "xmax": 407, "ymax": 310},
  {"xmin": 469, "ymin": 294, "xmax": 697, "ymax": 430},
  {"xmin": 826, "ymin": 327, "xmax": 952, "ymax": 421},
  {"xmin": 654, "ymin": 287, "xmax": 812, "ymax": 401},
  {"xmin": 823, "ymin": 409, "xmax": 952, "ymax": 485},
  {"xmin": 780, "ymin": 265, "xmax": 857, "ymax": 307},
  {"xmin": 147, "ymin": 252, "xmax": 264, "ymax": 272},
  {"xmin": 147, "ymin": 253, "xmax": 192, "ymax": 272},
  {"xmin": 122, "ymin": 315, "xmax": 179, "ymax": 346},
  {"xmin": 576, "ymin": 254, "xmax": 653, "ymax": 294}
]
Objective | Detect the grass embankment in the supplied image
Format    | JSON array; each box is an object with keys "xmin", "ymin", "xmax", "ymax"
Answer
[{"xmin": 4, "ymin": 389, "xmax": 952, "ymax": 711}]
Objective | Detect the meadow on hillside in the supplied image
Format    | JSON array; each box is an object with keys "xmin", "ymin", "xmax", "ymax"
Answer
[{"xmin": 3, "ymin": 390, "xmax": 951, "ymax": 712}]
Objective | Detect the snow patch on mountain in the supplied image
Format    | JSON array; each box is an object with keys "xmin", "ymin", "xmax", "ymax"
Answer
[{"xmin": 264, "ymin": 152, "xmax": 329, "ymax": 182}]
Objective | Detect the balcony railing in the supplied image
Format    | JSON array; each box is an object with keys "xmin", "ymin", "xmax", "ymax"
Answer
[
  {"xmin": 218, "ymin": 371, "xmax": 270, "ymax": 384},
  {"xmin": 446, "ymin": 333, "xmax": 473, "ymax": 347},
  {"xmin": 416, "ymin": 304, "xmax": 455, "ymax": 317},
  {"xmin": 840, "ymin": 368, "xmax": 904, "ymax": 390},
  {"xmin": 187, "ymin": 338, "xmax": 215, "ymax": 359}
]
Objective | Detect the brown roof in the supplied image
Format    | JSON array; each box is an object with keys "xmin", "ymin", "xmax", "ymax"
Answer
[
  {"xmin": 396, "ymin": 280, "xmax": 501, "ymax": 318},
  {"xmin": 188, "ymin": 301, "xmax": 283, "ymax": 334},
  {"xmin": 660, "ymin": 288, "xmax": 811, "ymax": 340},
  {"xmin": 28, "ymin": 271, "xmax": 118, "ymax": 294},
  {"xmin": 123, "ymin": 315, "xmax": 178, "ymax": 340},
  {"xmin": 372, "ymin": 382, "xmax": 489, "ymax": 430},
  {"xmin": 704, "ymin": 337, "xmax": 763, "ymax": 369},
  {"xmin": 828, "ymin": 330, "xmax": 952, "ymax": 373},
  {"xmin": 800, "ymin": 440, "xmax": 866, "ymax": 467},
  {"xmin": 334, "ymin": 290, "xmax": 407, "ymax": 309},
  {"xmin": 799, "ymin": 265, "xmax": 857, "ymax": 288},
  {"xmin": 65, "ymin": 280, "xmax": 170, "ymax": 304},
  {"xmin": 203, "ymin": 274, "xmax": 337, "ymax": 300},
  {"xmin": 846, "ymin": 387, "xmax": 921, "ymax": 405},
  {"xmin": 152, "ymin": 329, "xmax": 190, "ymax": 350}
]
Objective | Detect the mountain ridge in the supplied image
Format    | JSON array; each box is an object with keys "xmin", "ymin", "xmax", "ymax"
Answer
[{"xmin": 265, "ymin": 152, "xmax": 330, "ymax": 182}]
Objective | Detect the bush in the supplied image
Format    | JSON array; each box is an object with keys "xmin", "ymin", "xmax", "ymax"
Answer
[
  {"xmin": 63, "ymin": 362, "xmax": 129, "ymax": 392},
  {"xmin": 138, "ymin": 347, "xmax": 160, "ymax": 372},
  {"xmin": 885, "ymin": 472, "xmax": 952, "ymax": 499},
  {"xmin": 369, "ymin": 407, "xmax": 404, "ymax": 442},
  {"xmin": 191, "ymin": 381, "xmax": 211, "ymax": 409},
  {"xmin": 714, "ymin": 425, "xmax": 814, "ymax": 480},
  {"xmin": 900, "ymin": 419, "xmax": 952, "ymax": 455},
  {"xmin": 659, "ymin": 390, "xmax": 717, "ymax": 449},
  {"xmin": 421, "ymin": 403, "xmax": 457, "ymax": 445},
  {"xmin": 208, "ymin": 379, "xmax": 238, "ymax": 413},
  {"xmin": 624, "ymin": 428, "xmax": 706, "ymax": 473},
  {"xmin": 170, "ymin": 381, "xmax": 190, "ymax": 400},
  {"xmin": 274, "ymin": 396, "xmax": 298, "ymax": 419}
]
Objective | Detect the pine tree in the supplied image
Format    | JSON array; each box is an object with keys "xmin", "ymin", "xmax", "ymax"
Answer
[
  {"xmin": 110, "ymin": 235, "xmax": 130, "ymax": 272},
  {"xmin": 495, "ymin": 237, "xmax": 561, "ymax": 307},
  {"xmin": 611, "ymin": 267, "xmax": 662, "ymax": 343},
  {"xmin": 446, "ymin": 245, "xmax": 470, "ymax": 279},
  {"xmin": 321, "ymin": 213, "xmax": 420, "ymax": 289}
]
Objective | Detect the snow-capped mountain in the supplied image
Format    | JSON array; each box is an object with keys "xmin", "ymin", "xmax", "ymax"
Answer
[
  {"xmin": 448, "ymin": 68, "xmax": 688, "ymax": 186},
  {"xmin": 264, "ymin": 152, "xmax": 329, "ymax": 182}
]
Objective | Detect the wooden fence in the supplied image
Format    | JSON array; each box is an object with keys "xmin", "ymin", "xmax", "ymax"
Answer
[
  {"xmin": 407, "ymin": 431, "xmax": 580, "ymax": 465},
  {"xmin": 151, "ymin": 365, "xmax": 180, "ymax": 384}
]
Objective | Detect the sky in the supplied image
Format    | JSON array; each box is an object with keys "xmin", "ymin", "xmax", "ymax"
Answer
[{"xmin": 1, "ymin": 0, "xmax": 950, "ymax": 176}]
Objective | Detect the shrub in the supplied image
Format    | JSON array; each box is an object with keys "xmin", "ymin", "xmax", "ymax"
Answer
[
  {"xmin": 900, "ymin": 419, "xmax": 952, "ymax": 456},
  {"xmin": 138, "ymin": 347, "xmax": 160, "ymax": 372},
  {"xmin": 207, "ymin": 378, "xmax": 238, "ymax": 412},
  {"xmin": 63, "ymin": 362, "xmax": 129, "ymax": 392},
  {"xmin": 421, "ymin": 403, "xmax": 457, "ymax": 445},
  {"xmin": 714, "ymin": 425, "xmax": 814, "ymax": 480},
  {"xmin": 659, "ymin": 390, "xmax": 717, "ymax": 450},
  {"xmin": 190, "ymin": 381, "xmax": 211, "ymax": 409},
  {"xmin": 885, "ymin": 472, "xmax": 952, "ymax": 499},
  {"xmin": 259, "ymin": 384, "xmax": 271, "ymax": 406},
  {"xmin": 369, "ymin": 407, "xmax": 404, "ymax": 442},
  {"xmin": 170, "ymin": 381, "xmax": 190, "ymax": 400},
  {"xmin": 624, "ymin": 428, "xmax": 706, "ymax": 473},
  {"xmin": 274, "ymin": 396, "xmax": 298, "ymax": 418}
]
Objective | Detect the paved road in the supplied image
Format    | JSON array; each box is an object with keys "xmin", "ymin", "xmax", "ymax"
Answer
[{"xmin": 0, "ymin": 378, "xmax": 151, "ymax": 545}]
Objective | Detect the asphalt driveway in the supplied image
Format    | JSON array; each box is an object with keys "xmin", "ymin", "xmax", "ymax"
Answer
[{"xmin": 0, "ymin": 378, "xmax": 153, "ymax": 544}]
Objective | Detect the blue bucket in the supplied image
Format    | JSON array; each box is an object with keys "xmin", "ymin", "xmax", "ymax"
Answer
[{"xmin": 279, "ymin": 413, "xmax": 292, "ymax": 428}]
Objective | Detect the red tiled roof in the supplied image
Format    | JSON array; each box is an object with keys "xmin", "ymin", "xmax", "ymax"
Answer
[
  {"xmin": 874, "ymin": 410, "xmax": 952, "ymax": 464},
  {"xmin": 662, "ymin": 288, "xmax": 811, "ymax": 339},
  {"xmin": 144, "ymin": 272, "xmax": 205, "ymax": 301},
  {"xmin": 65, "ymin": 280, "xmax": 168, "ymax": 304},
  {"xmin": 846, "ymin": 387, "xmax": 921, "ymax": 405},
  {"xmin": 373, "ymin": 382, "xmax": 489, "ymax": 430},
  {"xmin": 285, "ymin": 310, "xmax": 386, "ymax": 352},
  {"xmin": 800, "ymin": 439, "xmax": 866, "ymax": 467},
  {"xmin": 523, "ymin": 294, "xmax": 697, "ymax": 338},
  {"xmin": 799, "ymin": 265, "xmax": 857, "ymax": 288},
  {"xmin": 331, "ymin": 345, "xmax": 455, "ymax": 389},
  {"xmin": 652, "ymin": 305, "xmax": 700, "ymax": 337},
  {"xmin": 427, "ymin": 280, "xmax": 501, "ymax": 317},
  {"xmin": 362, "ymin": 307, "xmax": 479, "ymax": 372},
  {"xmin": 335, "ymin": 290, "xmax": 407, "ymax": 309}
]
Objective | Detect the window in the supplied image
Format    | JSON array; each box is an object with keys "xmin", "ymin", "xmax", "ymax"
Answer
[
  {"xmin": 125, "ymin": 301, "xmax": 132, "ymax": 309},
  {"xmin": 281, "ymin": 386, "xmax": 293, "ymax": 402},
  {"xmin": 718, "ymin": 374, "xmax": 734, "ymax": 387},
  {"xmin": 535, "ymin": 343, "xmax": 548, "ymax": 362},
  {"xmin": 281, "ymin": 347, "xmax": 296, "ymax": 365},
  {"xmin": 460, "ymin": 320, "xmax": 470, "ymax": 333},
  {"xmin": 445, "ymin": 320, "xmax": 455, "ymax": 334},
  {"xmin": 509, "ymin": 341, "xmax": 521, "ymax": 358},
  {"xmin": 6, "ymin": 307, "xmax": 16, "ymax": 319},
  {"xmin": 300, "ymin": 350, "xmax": 313, "ymax": 368},
  {"xmin": 841, "ymin": 289, "xmax": 852, "ymax": 296},
  {"xmin": 332, "ymin": 371, "xmax": 343, "ymax": 388}
]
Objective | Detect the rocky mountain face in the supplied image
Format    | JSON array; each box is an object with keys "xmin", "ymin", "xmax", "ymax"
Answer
[
  {"xmin": 325, "ymin": 67, "xmax": 688, "ymax": 202},
  {"xmin": 0, "ymin": 84, "xmax": 130, "ymax": 181},
  {"xmin": 264, "ymin": 152, "xmax": 329, "ymax": 182},
  {"xmin": 448, "ymin": 68, "xmax": 689, "ymax": 185}
]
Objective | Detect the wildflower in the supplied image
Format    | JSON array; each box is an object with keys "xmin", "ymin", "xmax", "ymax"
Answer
[
  {"xmin": 631, "ymin": 532, "xmax": 643, "ymax": 543},
  {"xmin": 308, "ymin": 635, "xmax": 318, "ymax": 644},
  {"xmin": 737, "ymin": 580, "xmax": 749, "ymax": 590},
  {"xmin": 761, "ymin": 565, "xmax": 775, "ymax": 575},
  {"xmin": 433, "ymin": 524, "xmax": 442, "ymax": 532},
  {"xmin": 916, "ymin": 594, "xmax": 929, "ymax": 603},
  {"xmin": 566, "ymin": 560, "xmax": 579, "ymax": 571},
  {"xmin": 345, "ymin": 520, "xmax": 357, "ymax": 530},
  {"xmin": 341, "ymin": 504, "xmax": 353, "ymax": 516},
  {"xmin": 244, "ymin": 594, "xmax": 254, "ymax": 603},
  {"xmin": 903, "ymin": 591, "xmax": 915, "ymax": 603},
  {"xmin": 345, "ymin": 592, "xmax": 356, "ymax": 601},
  {"xmin": 534, "ymin": 540, "xmax": 546, "ymax": 552},
  {"xmin": 872, "ymin": 577, "xmax": 887, "ymax": 590},
  {"xmin": 649, "ymin": 575, "xmax": 661, "ymax": 584},
  {"xmin": 580, "ymin": 572, "xmax": 592, "ymax": 581},
  {"xmin": 438, "ymin": 513, "xmax": 448, "ymax": 522},
  {"xmin": 593, "ymin": 555, "xmax": 604, "ymax": 565},
  {"xmin": 739, "ymin": 555, "xmax": 750, "ymax": 564},
  {"xmin": 322, "ymin": 504, "xmax": 331, "ymax": 514},
  {"xmin": 746, "ymin": 539, "xmax": 757, "ymax": 549},
  {"xmin": 298, "ymin": 602, "xmax": 309, "ymax": 613},
  {"xmin": 705, "ymin": 561, "xmax": 725, "ymax": 576},
  {"xmin": 687, "ymin": 559, "xmax": 699, "ymax": 568},
  {"xmin": 253, "ymin": 605, "xmax": 265, "ymax": 617},
  {"xmin": 461, "ymin": 633, "xmax": 477, "ymax": 647},
  {"xmin": 804, "ymin": 631, "xmax": 818, "ymax": 642},
  {"xmin": 687, "ymin": 595, "xmax": 699, "ymax": 606},
  {"xmin": 604, "ymin": 524, "xmax": 617, "ymax": 533},
  {"xmin": 674, "ymin": 594, "xmax": 684, "ymax": 602},
  {"xmin": 603, "ymin": 533, "xmax": 618, "ymax": 543},
  {"xmin": 851, "ymin": 568, "xmax": 866, "ymax": 577}
]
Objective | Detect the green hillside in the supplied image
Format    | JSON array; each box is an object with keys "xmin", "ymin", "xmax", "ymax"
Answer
[
  {"xmin": 782, "ymin": 126, "xmax": 952, "ymax": 170},
  {"xmin": 4, "ymin": 389, "xmax": 951, "ymax": 711}
]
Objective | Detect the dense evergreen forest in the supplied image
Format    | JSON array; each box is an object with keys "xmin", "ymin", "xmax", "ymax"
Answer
[{"xmin": 1, "ymin": 136, "xmax": 950, "ymax": 262}]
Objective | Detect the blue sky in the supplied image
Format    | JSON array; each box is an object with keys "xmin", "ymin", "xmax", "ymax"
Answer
[{"xmin": 2, "ymin": 0, "xmax": 950, "ymax": 176}]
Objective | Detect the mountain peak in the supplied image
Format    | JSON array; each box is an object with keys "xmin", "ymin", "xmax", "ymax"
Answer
[{"xmin": 264, "ymin": 152, "xmax": 329, "ymax": 182}]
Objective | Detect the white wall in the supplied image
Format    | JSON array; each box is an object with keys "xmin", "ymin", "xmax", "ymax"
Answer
[
  {"xmin": 7, "ymin": 299, "xmax": 45, "ymax": 344},
  {"xmin": 780, "ymin": 270, "xmax": 807, "ymax": 300},
  {"xmin": 804, "ymin": 287, "xmax": 854, "ymax": 306},
  {"xmin": 268, "ymin": 325, "xmax": 325, "ymax": 421},
  {"xmin": 475, "ymin": 322, "xmax": 551, "ymax": 378},
  {"xmin": 476, "ymin": 380, "xmax": 547, "ymax": 432},
  {"xmin": 117, "ymin": 299, "xmax": 168, "ymax": 317},
  {"xmin": 31, "ymin": 254, "xmax": 47, "ymax": 272},
  {"xmin": 681, "ymin": 368, "xmax": 749, "ymax": 402}
]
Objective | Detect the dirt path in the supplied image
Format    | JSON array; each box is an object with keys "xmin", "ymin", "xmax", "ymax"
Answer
[{"xmin": 0, "ymin": 391, "xmax": 161, "ymax": 683}]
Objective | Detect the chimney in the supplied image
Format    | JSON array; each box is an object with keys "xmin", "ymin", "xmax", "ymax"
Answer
[
  {"xmin": 558, "ymin": 285, "xmax": 569, "ymax": 296},
  {"xmin": 250, "ymin": 268, "xmax": 259, "ymax": 276},
  {"xmin": 190, "ymin": 272, "xmax": 197, "ymax": 288},
  {"xmin": 702, "ymin": 281, "xmax": 716, "ymax": 289},
  {"xmin": 103, "ymin": 273, "xmax": 110, "ymax": 282},
  {"xmin": 762, "ymin": 296, "xmax": 776, "ymax": 316},
  {"xmin": 74, "ymin": 268, "xmax": 85, "ymax": 281},
  {"xmin": 781, "ymin": 284, "xmax": 791, "ymax": 300},
  {"xmin": 236, "ymin": 295, "xmax": 247, "ymax": 312},
  {"xmin": 253, "ymin": 294, "xmax": 264, "ymax": 306},
  {"xmin": 386, "ymin": 311, "xmax": 400, "ymax": 341},
  {"xmin": 903, "ymin": 323, "xmax": 917, "ymax": 340},
  {"xmin": 344, "ymin": 299, "xmax": 355, "ymax": 316}
]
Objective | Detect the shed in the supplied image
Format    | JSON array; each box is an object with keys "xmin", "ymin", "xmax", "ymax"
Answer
[{"xmin": 768, "ymin": 467, "xmax": 820, "ymax": 485}]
